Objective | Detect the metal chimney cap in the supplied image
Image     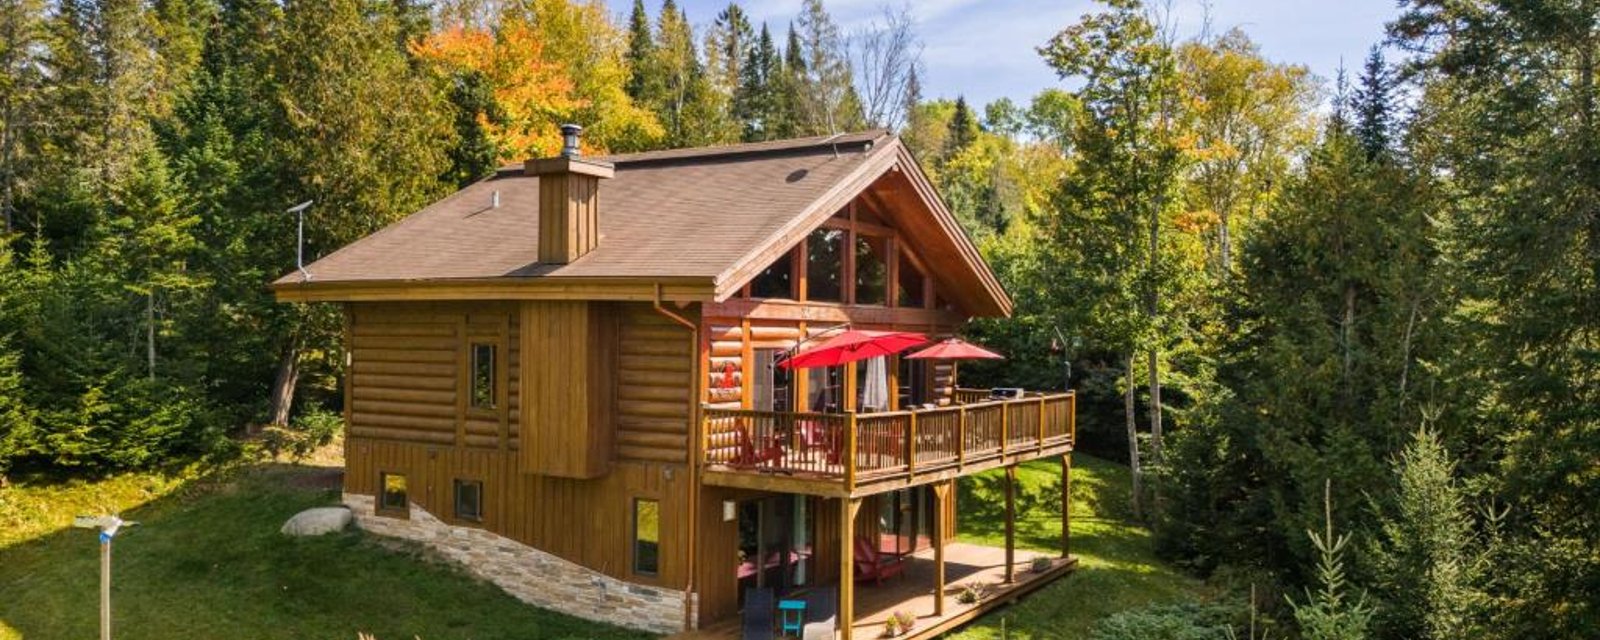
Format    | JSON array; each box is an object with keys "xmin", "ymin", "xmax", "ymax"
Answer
[{"xmin": 560, "ymin": 123, "xmax": 583, "ymax": 157}]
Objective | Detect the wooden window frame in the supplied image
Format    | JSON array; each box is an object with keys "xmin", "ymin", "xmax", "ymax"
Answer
[
  {"xmin": 632, "ymin": 497, "xmax": 661, "ymax": 576},
  {"xmin": 453, "ymin": 478, "xmax": 485, "ymax": 524},
  {"xmin": 468, "ymin": 342, "xmax": 498, "ymax": 412},
  {"xmin": 377, "ymin": 472, "xmax": 410, "ymax": 518}
]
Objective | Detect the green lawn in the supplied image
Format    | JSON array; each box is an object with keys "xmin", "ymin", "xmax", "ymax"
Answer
[
  {"xmin": 0, "ymin": 463, "xmax": 649, "ymax": 640},
  {"xmin": 0, "ymin": 453, "xmax": 1202, "ymax": 640},
  {"xmin": 946, "ymin": 454, "xmax": 1211, "ymax": 639}
]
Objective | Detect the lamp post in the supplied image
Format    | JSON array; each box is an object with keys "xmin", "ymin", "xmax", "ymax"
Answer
[
  {"xmin": 1052, "ymin": 328, "xmax": 1081, "ymax": 391},
  {"xmin": 287, "ymin": 200, "xmax": 314, "ymax": 281},
  {"xmin": 73, "ymin": 515, "xmax": 137, "ymax": 640}
]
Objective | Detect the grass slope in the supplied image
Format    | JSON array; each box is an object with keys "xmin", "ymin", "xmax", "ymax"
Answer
[
  {"xmin": 0, "ymin": 463, "xmax": 648, "ymax": 640},
  {"xmin": 948, "ymin": 454, "xmax": 1210, "ymax": 638},
  {"xmin": 0, "ymin": 452, "xmax": 1201, "ymax": 640}
]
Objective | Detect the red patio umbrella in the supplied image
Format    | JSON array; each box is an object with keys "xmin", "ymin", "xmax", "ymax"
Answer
[
  {"xmin": 905, "ymin": 338, "xmax": 1005, "ymax": 361},
  {"xmin": 907, "ymin": 338, "xmax": 1005, "ymax": 393},
  {"xmin": 779, "ymin": 329, "xmax": 928, "ymax": 369},
  {"xmin": 908, "ymin": 334, "xmax": 1004, "ymax": 360}
]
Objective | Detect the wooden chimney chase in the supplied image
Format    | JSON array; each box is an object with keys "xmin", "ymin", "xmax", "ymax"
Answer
[{"xmin": 526, "ymin": 124, "xmax": 614, "ymax": 264}]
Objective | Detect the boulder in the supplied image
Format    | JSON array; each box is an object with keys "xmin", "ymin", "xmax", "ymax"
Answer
[{"xmin": 281, "ymin": 506, "xmax": 352, "ymax": 536}]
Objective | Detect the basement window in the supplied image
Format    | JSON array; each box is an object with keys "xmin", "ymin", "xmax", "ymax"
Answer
[
  {"xmin": 454, "ymin": 479, "xmax": 483, "ymax": 522},
  {"xmin": 633, "ymin": 498, "xmax": 660, "ymax": 575},
  {"xmin": 379, "ymin": 473, "xmax": 408, "ymax": 513},
  {"xmin": 470, "ymin": 343, "xmax": 496, "ymax": 409}
]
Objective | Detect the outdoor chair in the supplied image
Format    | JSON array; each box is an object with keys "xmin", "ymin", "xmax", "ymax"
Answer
[
  {"xmin": 802, "ymin": 587, "xmax": 838, "ymax": 640},
  {"xmin": 733, "ymin": 426, "xmax": 784, "ymax": 468},
  {"xmin": 852, "ymin": 536, "xmax": 906, "ymax": 584},
  {"xmin": 742, "ymin": 587, "xmax": 776, "ymax": 640}
]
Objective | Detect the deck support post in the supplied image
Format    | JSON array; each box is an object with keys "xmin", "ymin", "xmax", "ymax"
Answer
[
  {"xmin": 840, "ymin": 497, "xmax": 861, "ymax": 640},
  {"xmin": 1004, "ymin": 464, "xmax": 1017, "ymax": 584},
  {"xmin": 933, "ymin": 481, "xmax": 950, "ymax": 617},
  {"xmin": 1062, "ymin": 453, "xmax": 1072, "ymax": 558}
]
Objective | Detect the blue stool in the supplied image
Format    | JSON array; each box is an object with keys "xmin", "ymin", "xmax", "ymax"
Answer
[{"xmin": 778, "ymin": 599, "xmax": 807, "ymax": 636}]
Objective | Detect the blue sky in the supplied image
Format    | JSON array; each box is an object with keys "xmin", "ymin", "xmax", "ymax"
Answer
[{"xmin": 669, "ymin": 0, "xmax": 1399, "ymax": 109}]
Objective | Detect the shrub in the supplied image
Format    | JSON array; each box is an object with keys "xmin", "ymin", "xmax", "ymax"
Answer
[
  {"xmin": 263, "ymin": 409, "xmax": 344, "ymax": 462},
  {"xmin": 1089, "ymin": 603, "xmax": 1238, "ymax": 640}
]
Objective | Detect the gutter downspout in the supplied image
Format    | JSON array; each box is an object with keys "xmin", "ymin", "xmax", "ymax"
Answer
[{"xmin": 653, "ymin": 283, "xmax": 700, "ymax": 631}]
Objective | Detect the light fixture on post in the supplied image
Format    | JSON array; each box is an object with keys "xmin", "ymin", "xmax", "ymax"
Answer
[
  {"xmin": 73, "ymin": 514, "xmax": 139, "ymax": 640},
  {"xmin": 286, "ymin": 200, "xmax": 314, "ymax": 281}
]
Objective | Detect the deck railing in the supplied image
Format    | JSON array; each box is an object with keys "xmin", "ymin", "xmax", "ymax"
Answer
[{"xmin": 703, "ymin": 391, "xmax": 1075, "ymax": 486}]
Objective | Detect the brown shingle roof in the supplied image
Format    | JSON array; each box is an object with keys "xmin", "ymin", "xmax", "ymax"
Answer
[
  {"xmin": 273, "ymin": 130, "xmax": 892, "ymax": 285},
  {"xmin": 270, "ymin": 130, "xmax": 1012, "ymax": 316}
]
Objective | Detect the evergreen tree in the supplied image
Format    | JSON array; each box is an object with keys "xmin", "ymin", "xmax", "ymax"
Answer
[
  {"xmin": 647, "ymin": 1, "xmax": 733, "ymax": 146},
  {"xmin": 1290, "ymin": 481, "xmax": 1376, "ymax": 640},
  {"xmin": 0, "ymin": 0, "xmax": 48, "ymax": 234},
  {"xmin": 1351, "ymin": 46, "xmax": 1393, "ymax": 160},
  {"xmin": 1392, "ymin": 2, "xmax": 1600, "ymax": 633},
  {"xmin": 945, "ymin": 95, "xmax": 978, "ymax": 157},
  {"xmin": 624, "ymin": 0, "xmax": 654, "ymax": 102},
  {"xmin": 1369, "ymin": 427, "xmax": 1490, "ymax": 639},
  {"xmin": 734, "ymin": 22, "xmax": 779, "ymax": 141},
  {"xmin": 705, "ymin": 3, "xmax": 752, "ymax": 97}
]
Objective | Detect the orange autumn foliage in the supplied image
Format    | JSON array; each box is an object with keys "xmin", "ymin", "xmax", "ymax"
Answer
[{"xmin": 412, "ymin": 20, "xmax": 580, "ymax": 159}]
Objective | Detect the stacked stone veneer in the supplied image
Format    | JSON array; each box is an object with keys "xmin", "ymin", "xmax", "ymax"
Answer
[{"xmin": 344, "ymin": 493, "xmax": 692, "ymax": 634}]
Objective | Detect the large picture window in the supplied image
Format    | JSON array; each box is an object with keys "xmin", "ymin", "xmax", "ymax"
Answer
[
  {"xmin": 470, "ymin": 343, "xmax": 496, "ymax": 409},
  {"xmin": 633, "ymin": 499, "xmax": 660, "ymax": 575},
  {"xmin": 898, "ymin": 252, "xmax": 926, "ymax": 308},
  {"xmin": 750, "ymin": 250, "xmax": 794, "ymax": 299},
  {"xmin": 855, "ymin": 235, "xmax": 888, "ymax": 305},
  {"xmin": 806, "ymin": 228, "xmax": 845, "ymax": 302}
]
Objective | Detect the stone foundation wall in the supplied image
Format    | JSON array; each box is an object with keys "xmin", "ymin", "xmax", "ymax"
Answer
[{"xmin": 344, "ymin": 493, "xmax": 691, "ymax": 634}]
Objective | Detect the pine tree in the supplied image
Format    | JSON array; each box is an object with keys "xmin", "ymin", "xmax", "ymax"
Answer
[
  {"xmin": 945, "ymin": 96, "xmax": 977, "ymax": 157},
  {"xmin": 1290, "ymin": 480, "xmax": 1376, "ymax": 640},
  {"xmin": 733, "ymin": 22, "xmax": 776, "ymax": 141},
  {"xmin": 625, "ymin": 0, "xmax": 655, "ymax": 102},
  {"xmin": 705, "ymin": 3, "xmax": 753, "ymax": 97},
  {"xmin": 1369, "ymin": 427, "xmax": 1488, "ymax": 639},
  {"xmin": 0, "ymin": 0, "xmax": 48, "ymax": 234},
  {"xmin": 1351, "ymin": 46, "xmax": 1392, "ymax": 160},
  {"xmin": 648, "ymin": 1, "xmax": 733, "ymax": 146}
]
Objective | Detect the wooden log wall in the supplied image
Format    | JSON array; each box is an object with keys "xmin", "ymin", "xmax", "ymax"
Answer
[
  {"xmin": 344, "ymin": 300, "xmax": 696, "ymax": 591},
  {"xmin": 617, "ymin": 305, "xmax": 695, "ymax": 464}
]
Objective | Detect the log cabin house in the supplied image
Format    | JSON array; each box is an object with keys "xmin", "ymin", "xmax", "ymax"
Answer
[{"xmin": 272, "ymin": 128, "xmax": 1077, "ymax": 639}]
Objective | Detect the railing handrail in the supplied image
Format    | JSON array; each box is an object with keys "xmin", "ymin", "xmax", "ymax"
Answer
[{"xmin": 703, "ymin": 390, "xmax": 1075, "ymax": 482}]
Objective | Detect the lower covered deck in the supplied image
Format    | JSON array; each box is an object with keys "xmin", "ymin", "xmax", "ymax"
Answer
[
  {"xmin": 688, "ymin": 450, "xmax": 1075, "ymax": 640},
  {"xmin": 676, "ymin": 542, "xmax": 1078, "ymax": 640}
]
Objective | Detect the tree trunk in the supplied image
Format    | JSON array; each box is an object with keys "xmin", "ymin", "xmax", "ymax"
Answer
[
  {"xmin": 1147, "ymin": 194, "xmax": 1163, "ymax": 473},
  {"xmin": 266, "ymin": 338, "xmax": 300, "ymax": 429},
  {"xmin": 1217, "ymin": 211, "xmax": 1232, "ymax": 277},
  {"xmin": 146, "ymin": 292, "xmax": 156, "ymax": 381},
  {"xmin": 1341, "ymin": 283, "xmax": 1356, "ymax": 400},
  {"xmin": 1125, "ymin": 353, "xmax": 1142, "ymax": 520}
]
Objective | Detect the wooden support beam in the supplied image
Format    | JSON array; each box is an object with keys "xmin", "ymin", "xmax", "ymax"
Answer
[
  {"xmin": 1062, "ymin": 453, "xmax": 1072, "ymax": 557},
  {"xmin": 933, "ymin": 482, "xmax": 951, "ymax": 617},
  {"xmin": 1004, "ymin": 464, "xmax": 1017, "ymax": 584},
  {"xmin": 840, "ymin": 497, "xmax": 861, "ymax": 640}
]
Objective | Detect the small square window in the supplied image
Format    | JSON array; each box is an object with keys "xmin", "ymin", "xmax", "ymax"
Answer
[
  {"xmin": 454, "ymin": 479, "xmax": 483, "ymax": 522},
  {"xmin": 471, "ymin": 343, "xmax": 496, "ymax": 409},
  {"xmin": 633, "ymin": 499, "xmax": 660, "ymax": 575},
  {"xmin": 380, "ymin": 473, "xmax": 408, "ymax": 512}
]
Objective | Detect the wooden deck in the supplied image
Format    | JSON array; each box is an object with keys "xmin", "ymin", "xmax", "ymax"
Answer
[
  {"xmin": 701, "ymin": 392, "xmax": 1076, "ymax": 498},
  {"xmin": 671, "ymin": 542, "xmax": 1079, "ymax": 640}
]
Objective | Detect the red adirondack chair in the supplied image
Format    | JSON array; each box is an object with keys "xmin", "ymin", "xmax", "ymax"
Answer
[
  {"xmin": 733, "ymin": 425, "xmax": 784, "ymax": 468},
  {"xmin": 852, "ymin": 537, "xmax": 906, "ymax": 584}
]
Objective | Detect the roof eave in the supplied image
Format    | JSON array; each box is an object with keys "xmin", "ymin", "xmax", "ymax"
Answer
[{"xmin": 271, "ymin": 276, "xmax": 717, "ymax": 304}]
